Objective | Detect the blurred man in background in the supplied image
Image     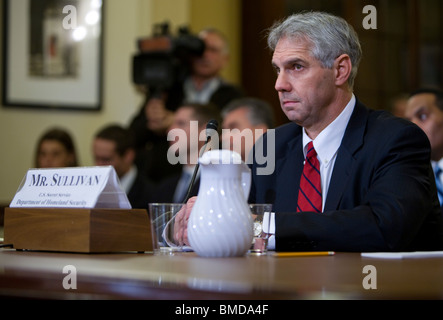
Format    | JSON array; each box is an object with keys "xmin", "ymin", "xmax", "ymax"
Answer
[
  {"xmin": 221, "ymin": 97, "xmax": 275, "ymax": 162},
  {"xmin": 152, "ymin": 103, "xmax": 221, "ymax": 203},
  {"xmin": 93, "ymin": 124, "xmax": 154, "ymax": 209},
  {"xmin": 405, "ymin": 88, "xmax": 443, "ymax": 210}
]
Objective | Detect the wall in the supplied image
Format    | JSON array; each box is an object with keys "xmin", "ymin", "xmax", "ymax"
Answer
[{"xmin": 0, "ymin": 0, "xmax": 241, "ymax": 203}]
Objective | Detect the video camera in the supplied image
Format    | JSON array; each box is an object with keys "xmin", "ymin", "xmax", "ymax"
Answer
[{"xmin": 132, "ymin": 23, "xmax": 205, "ymax": 94}]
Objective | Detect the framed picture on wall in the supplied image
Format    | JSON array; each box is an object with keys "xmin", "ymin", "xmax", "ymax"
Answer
[{"xmin": 2, "ymin": 0, "xmax": 104, "ymax": 111}]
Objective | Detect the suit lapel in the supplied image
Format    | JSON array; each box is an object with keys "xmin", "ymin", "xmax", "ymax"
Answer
[
  {"xmin": 324, "ymin": 100, "xmax": 369, "ymax": 211},
  {"xmin": 275, "ymin": 133, "xmax": 304, "ymax": 212}
]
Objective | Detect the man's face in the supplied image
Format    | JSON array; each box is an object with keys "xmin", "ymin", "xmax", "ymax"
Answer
[
  {"xmin": 168, "ymin": 107, "xmax": 206, "ymax": 162},
  {"xmin": 192, "ymin": 31, "xmax": 228, "ymax": 78},
  {"xmin": 272, "ymin": 36, "xmax": 336, "ymax": 131},
  {"xmin": 405, "ymin": 93, "xmax": 443, "ymax": 160},
  {"xmin": 93, "ymin": 138, "xmax": 126, "ymax": 177},
  {"xmin": 222, "ymin": 107, "xmax": 267, "ymax": 161},
  {"xmin": 169, "ymin": 107, "xmax": 192, "ymax": 148}
]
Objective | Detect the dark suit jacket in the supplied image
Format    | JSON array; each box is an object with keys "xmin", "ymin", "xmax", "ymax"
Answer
[
  {"xmin": 208, "ymin": 82, "xmax": 244, "ymax": 110},
  {"xmin": 249, "ymin": 100, "xmax": 443, "ymax": 252},
  {"xmin": 127, "ymin": 174, "xmax": 155, "ymax": 210}
]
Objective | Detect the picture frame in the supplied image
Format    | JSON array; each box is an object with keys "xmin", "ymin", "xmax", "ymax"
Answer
[{"xmin": 2, "ymin": 0, "xmax": 104, "ymax": 111}]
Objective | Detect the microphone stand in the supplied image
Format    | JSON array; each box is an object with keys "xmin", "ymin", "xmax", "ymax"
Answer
[
  {"xmin": 182, "ymin": 119, "xmax": 218, "ymax": 203},
  {"xmin": 182, "ymin": 135, "xmax": 211, "ymax": 203}
]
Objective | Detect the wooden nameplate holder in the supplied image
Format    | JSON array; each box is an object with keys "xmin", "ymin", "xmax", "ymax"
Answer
[{"xmin": 4, "ymin": 208, "xmax": 152, "ymax": 253}]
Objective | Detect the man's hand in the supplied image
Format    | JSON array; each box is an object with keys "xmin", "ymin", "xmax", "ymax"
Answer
[{"xmin": 174, "ymin": 197, "xmax": 197, "ymax": 246}]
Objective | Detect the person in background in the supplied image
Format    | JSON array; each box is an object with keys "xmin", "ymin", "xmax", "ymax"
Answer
[
  {"xmin": 152, "ymin": 103, "xmax": 221, "ymax": 203},
  {"xmin": 92, "ymin": 124, "xmax": 154, "ymax": 210},
  {"xmin": 182, "ymin": 28, "xmax": 244, "ymax": 108},
  {"xmin": 176, "ymin": 11, "xmax": 443, "ymax": 252},
  {"xmin": 221, "ymin": 97, "xmax": 275, "ymax": 162},
  {"xmin": 35, "ymin": 127, "xmax": 78, "ymax": 168},
  {"xmin": 129, "ymin": 28, "xmax": 243, "ymax": 183},
  {"xmin": 389, "ymin": 93, "xmax": 409, "ymax": 118},
  {"xmin": 129, "ymin": 93, "xmax": 181, "ymax": 184},
  {"xmin": 404, "ymin": 88, "xmax": 443, "ymax": 211}
]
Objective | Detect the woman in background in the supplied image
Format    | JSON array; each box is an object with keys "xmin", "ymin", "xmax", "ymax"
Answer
[{"xmin": 34, "ymin": 127, "xmax": 79, "ymax": 168}]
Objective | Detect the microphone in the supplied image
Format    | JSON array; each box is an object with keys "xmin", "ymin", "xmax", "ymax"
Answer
[
  {"xmin": 205, "ymin": 119, "xmax": 218, "ymax": 141},
  {"xmin": 182, "ymin": 119, "xmax": 218, "ymax": 203}
]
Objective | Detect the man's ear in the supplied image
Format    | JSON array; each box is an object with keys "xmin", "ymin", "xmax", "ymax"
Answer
[
  {"xmin": 124, "ymin": 148, "xmax": 136, "ymax": 164},
  {"xmin": 334, "ymin": 54, "xmax": 352, "ymax": 87}
]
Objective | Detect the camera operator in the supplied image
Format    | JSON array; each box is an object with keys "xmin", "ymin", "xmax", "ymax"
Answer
[
  {"xmin": 182, "ymin": 28, "xmax": 244, "ymax": 108},
  {"xmin": 129, "ymin": 27, "xmax": 244, "ymax": 183}
]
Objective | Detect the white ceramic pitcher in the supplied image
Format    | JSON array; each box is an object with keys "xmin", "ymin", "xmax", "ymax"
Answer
[{"xmin": 187, "ymin": 150, "xmax": 253, "ymax": 257}]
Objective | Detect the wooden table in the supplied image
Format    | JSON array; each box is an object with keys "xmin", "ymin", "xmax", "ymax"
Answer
[{"xmin": 1, "ymin": 249, "xmax": 443, "ymax": 300}]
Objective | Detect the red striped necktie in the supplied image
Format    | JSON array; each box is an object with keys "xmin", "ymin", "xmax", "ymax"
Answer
[{"xmin": 297, "ymin": 141, "xmax": 322, "ymax": 213}]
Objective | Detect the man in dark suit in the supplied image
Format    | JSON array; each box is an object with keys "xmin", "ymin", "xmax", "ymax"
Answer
[
  {"xmin": 247, "ymin": 11, "xmax": 443, "ymax": 252},
  {"xmin": 176, "ymin": 12, "xmax": 443, "ymax": 252},
  {"xmin": 93, "ymin": 124, "xmax": 154, "ymax": 210},
  {"xmin": 153, "ymin": 103, "xmax": 221, "ymax": 203}
]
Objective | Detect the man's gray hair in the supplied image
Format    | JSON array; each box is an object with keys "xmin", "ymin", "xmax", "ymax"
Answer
[
  {"xmin": 267, "ymin": 11, "xmax": 362, "ymax": 89},
  {"xmin": 222, "ymin": 97, "xmax": 275, "ymax": 129}
]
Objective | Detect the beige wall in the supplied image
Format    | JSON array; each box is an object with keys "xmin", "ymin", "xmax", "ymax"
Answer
[{"xmin": 0, "ymin": 0, "xmax": 241, "ymax": 203}]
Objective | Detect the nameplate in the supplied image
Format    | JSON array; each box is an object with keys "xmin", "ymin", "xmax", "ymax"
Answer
[{"xmin": 10, "ymin": 166, "xmax": 131, "ymax": 209}]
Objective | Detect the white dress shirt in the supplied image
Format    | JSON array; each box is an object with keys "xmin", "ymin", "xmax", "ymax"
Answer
[
  {"xmin": 173, "ymin": 165, "xmax": 196, "ymax": 203},
  {"xmin": 431, "ymin": 159, "xmax": 443, "ymax": 180},
  {"xmin": 183, "ymin": 77, "xmax": 221, "ymax": 104},
  {"xmin": 432, "ymin": 158, "xmax": 443, "ymax": 205},
  {"xmin": 119, "ymin": 165, "xmax": 137, "ymax": 194},
  {"xmin": 302, "ymin": 94, "xmax": 356, "ymax": 210}
]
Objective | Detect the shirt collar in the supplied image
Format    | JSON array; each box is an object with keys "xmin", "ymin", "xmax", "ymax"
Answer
[
  {"xmin": 433, "ymin": 159, "xmax": 443, "ymax": 172},
  {"xmin": 119, "ymin": 165, "xmax": 137, "ymax": 193},
  {"xmin": 302, "ymin": 94, "xmax": 356, "ymax": 166},
  {"xmin": 184, "ymin": 77, "xmax": 221, "ymax": 104},
  {"xmin": 183, "ymin": 165, "xmax": 196, "ymax": 176}
]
